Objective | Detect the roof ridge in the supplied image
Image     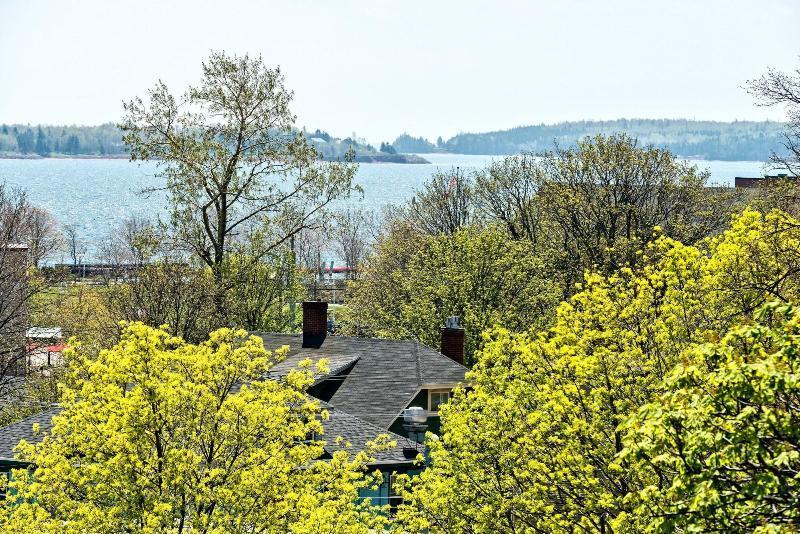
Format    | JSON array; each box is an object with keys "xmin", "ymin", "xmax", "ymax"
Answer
[
  {"xmin": 415, "ymin": 340, "xmax": 469, "ymax": 371},
  {"xmin": 255, "ymin": 332, "xmax": 427, "ymax": 346}
]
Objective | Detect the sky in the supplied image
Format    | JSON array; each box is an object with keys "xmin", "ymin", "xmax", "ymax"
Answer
[{"xmin": 1, "ymin": 0, "xmax": 799, "ymax": 144}]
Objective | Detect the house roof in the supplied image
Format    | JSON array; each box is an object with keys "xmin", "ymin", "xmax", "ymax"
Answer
[
  {"xmin": 257, "ymin": 334, "xmax": 468, "ymax": 429},
  {"xmin": 319, "ymin": 402, "xmax": 420, "ymax": 466},
  {"xmin": 0, "ymin": 406, "xmax": 60, "ymax": 460},
  {"xmin": 26, "ymin": 327, "xmax": 63, "ymax": 339},
  {"xmin": 0, "ymin": 334, "xmax": 465, "ymax": 469}
]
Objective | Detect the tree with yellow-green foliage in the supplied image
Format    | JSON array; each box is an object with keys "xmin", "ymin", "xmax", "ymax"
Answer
[
  {"xmin": 621, "ymin": 301, "xmax": 800, "ymax": 532},
  {"xmin": 397, "ymin": 209, "xmax": 800, "ymax": 533},
  {"xmin": 0, "ymin": 323, "xmax": 389, "ymax": 533},
  {"xmin": 342, "ymin": 225, "xmax": 561, "ymax": 365}
]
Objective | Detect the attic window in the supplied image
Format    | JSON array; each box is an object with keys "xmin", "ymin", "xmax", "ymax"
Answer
[{"xmin": 429, "ymin": 389, "xmax": 450, "ymax": 414}]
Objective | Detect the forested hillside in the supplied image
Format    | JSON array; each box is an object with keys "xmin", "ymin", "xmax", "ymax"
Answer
[
  {"xmin": 394, "ymin": 119, "xmax": 786, "ymax": 160},
  {"xmin": 0, "ymin": 123, "xmax": 126, "ymax": 156},
  {"xmin": 0, "ymin": 123, "xmax": 425, "ymax": 162}
]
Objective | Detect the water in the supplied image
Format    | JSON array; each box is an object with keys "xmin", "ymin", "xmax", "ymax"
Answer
[{"xmin": 0, "ymin": 155, "xmax": 767, "ymax": 261}]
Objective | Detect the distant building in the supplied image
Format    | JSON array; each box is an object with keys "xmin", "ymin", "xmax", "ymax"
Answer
[
  {"xmin": 734, "ymin": 174, "xmax": 799, "ymax": 188},
  {"xmin": 25, "ymin": 327, "xmax": 66, "ymax": 370}
]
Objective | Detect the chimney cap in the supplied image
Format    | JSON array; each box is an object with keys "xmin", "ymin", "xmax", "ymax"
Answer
[{"xmin": 445, "ymin": 316, "xmax": 461, "ymax": 329}]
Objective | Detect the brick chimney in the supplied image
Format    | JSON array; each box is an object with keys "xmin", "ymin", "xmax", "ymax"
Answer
[
  {"xmin": 440, "ymin": 316, "xmax": 465, "ymax": 365},
  {"xmin": 302, "ymin": 300, "xmax": 328, "ymax": 348}
]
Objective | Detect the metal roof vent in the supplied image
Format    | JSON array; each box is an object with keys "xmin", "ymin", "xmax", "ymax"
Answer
[{"xmin": 403, "ymin": 406, "xmax": 428, "ymax": 424}]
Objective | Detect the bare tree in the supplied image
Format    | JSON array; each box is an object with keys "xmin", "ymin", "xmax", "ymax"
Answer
[
  {"xmin": 536, "ymin": 134, "xmax": 731, "ymax": 288},
  {"xmin": 332, "ymin": 209, "xmax": 373, "ymax": 279},
  {"xmin": 474, "ymin": 153, "xmax": 544, "ymax": 244},
  {"xmin": 63, "ymin": 224, "xmax": 85, "ymax": 267},
  {"xmin": 19, "ymin": 206, "xmax": 62, "ymax": 268},
  {"xmin": 96, "ymin": 216, "xmax": 160, "ymax": 283},
  {"xmin": 409, "ymin": 167, "xmax": 474, "ymax": 235},
  {"xmin": 117, "ymin": 215, "xmax": 158, "ymax": 267},
  {"xmin": 748, "ymin": 63, "xmax": 800, "ymax": 175},
  {"xmin": 0, "ymin": 184, "xmax": 34, "ymax": 393},
  {"xmin": 121, "ymin": 51, "xmax": 357, "ymax": 318},
  {"xmin": 106, "ymin": 255, "xmax": 216, "ymax": 343},
  {"xmin": 294, "ymin": 226, "xmax": 327, "ymax": 274}
]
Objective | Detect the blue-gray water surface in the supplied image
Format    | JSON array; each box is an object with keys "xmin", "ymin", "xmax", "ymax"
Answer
[{"xmin": 0, "ymin": 155, "xmax": 767, "ymax": 262}]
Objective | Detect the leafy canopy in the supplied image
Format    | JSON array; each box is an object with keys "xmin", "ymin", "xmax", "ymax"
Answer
[
  {"xmin": 621, "ymin": 301, "xmax": 800, "ymax": 532},
  {"xmin": 343, "ymin": 225, "xmax": 561, "ymax": 365},
  {"xmin": 0, "ymin": 323, "xmax": 387, "ymax": 533},
  {"xmin": 397, "ymin": 208, "xmax": 800, "ymax": 533}
]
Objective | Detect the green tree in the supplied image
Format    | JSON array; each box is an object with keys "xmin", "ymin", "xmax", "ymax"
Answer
[
  {"xmin": 397, "ymin": 209, "xmax": 800, "ymax": 533},
  {"xmin": 622, "ymin": 301, "xmax": 800, "ymax": 532},
  {"xmin": 343, "ymin": 226, "xmax": 560, "ymax": 365},
  {"xmin": 120, "ymin": 51, "xmax": 357, "ymax": 319},
  {"xmin": 15, "ymin": 128, "xmax": 34, "ymax": 154},
  {"xmin": 0, "ymin": 323, "xmax": 389, "ymax": 532},
  {"xmin": 64, "ymin": 134, "xmax": 80, "ymax": 155},
  {"xmin": 379, "ymin": 142, "xmax": 396, "ymax": 154},
  {"xmin": 471, "ymin": 136, "xmax": 741, "ymax": 297}
]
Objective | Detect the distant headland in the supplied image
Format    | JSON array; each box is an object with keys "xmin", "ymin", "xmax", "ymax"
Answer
[
  {"xmin": 0, "ymin": 119, "xmax": 788, "ymax": 162},
  {"xmin": 0, "ymin": 123, "xmax": 430, "ymax": 164},
  {"xmin": 391, "ymin": 119, "xmax": 787, "ymax": 161}
]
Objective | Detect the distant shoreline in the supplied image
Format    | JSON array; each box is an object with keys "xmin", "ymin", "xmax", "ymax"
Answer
[
  {"xmin": 0, "ymin": 153, "xmax": 130, "ymax": 160},
  {"xmin": 0, "ymin": 153, "xmax": 433, "ymax": 164}
]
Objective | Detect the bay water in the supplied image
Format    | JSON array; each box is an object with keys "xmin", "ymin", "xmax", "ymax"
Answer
[{"xmin": 0, "ymin": 155, "xmax": 767, "ymax": 262}]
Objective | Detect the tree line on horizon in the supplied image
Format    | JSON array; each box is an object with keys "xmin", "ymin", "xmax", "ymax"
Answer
[
  {"xmin": 0, "ymin": 117, "xmax": 788, "ymax": 162},
  {"xmin": 0, "ymin": 123, "xmax": 126, "ymax": 157},
  {"xmin": 0, "ymin": 123, "xmax": 402, "ymax": 161},
  {"xmin": 393, "ymin": 118, "xmax": 787, "ymax": 161}
]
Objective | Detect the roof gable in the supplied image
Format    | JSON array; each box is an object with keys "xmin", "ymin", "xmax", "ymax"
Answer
[{"xmin": 257, "ymin": 334, "xmax": 467, "ymax": 428}]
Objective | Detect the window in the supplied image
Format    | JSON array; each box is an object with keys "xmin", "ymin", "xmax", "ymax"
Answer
[{"xmin": 429, "ymin": 389, "xmax": 450, "ymax": 413}]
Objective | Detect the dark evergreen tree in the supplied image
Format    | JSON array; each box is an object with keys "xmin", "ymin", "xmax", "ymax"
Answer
[
  {"xmin": 392, "ymin": 133, "xmax": 436, "ymax": 153},
  {"xmin": 15, "ymin": 128, "xmax": 34, "ymax": 154},
  {"xmin": 35, "ymin": 127, "xmax": 49, "ymax": 156},
  {"xmin": 65, "ymin": 134, "xmax": 80, "ymax": 155}
]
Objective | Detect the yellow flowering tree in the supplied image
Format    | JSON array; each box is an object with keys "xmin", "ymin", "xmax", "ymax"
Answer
[
  {"xmin": 0, "ymin": 323, "xmax": 388, "ymax": 533},
  {"xmin": 621, "ymin": 301, "xmax": 800, "ymax": 532},
  {"xmin": 397, "ymin": 209, "xmax": 800, "ymax": 533}
]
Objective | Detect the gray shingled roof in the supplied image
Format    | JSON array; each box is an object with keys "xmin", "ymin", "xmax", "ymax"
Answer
[
  {"xmin": 319, "ymin": 402, "xmax": 420, "ymax": 465},
  {"xmin": 257, "ymin": 334, "xmax": 467, "ymax": 429},
  {"xmin": 0, "ymin": 335, "xmax": 464, "ymax": 468},
  {"xmin": 0, "ymin": 406, "xmax": 60, "ymax": 460}
]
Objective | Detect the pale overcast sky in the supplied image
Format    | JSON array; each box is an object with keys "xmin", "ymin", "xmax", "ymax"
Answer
[{"xmin": 1, "ymin": 0, "xmax": 799, "ymax": 143}]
